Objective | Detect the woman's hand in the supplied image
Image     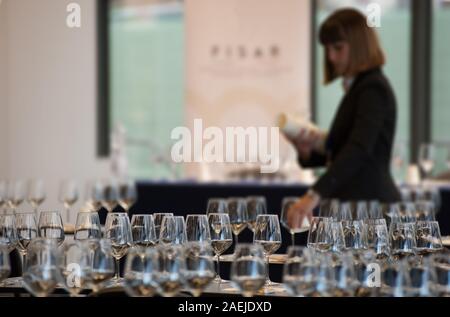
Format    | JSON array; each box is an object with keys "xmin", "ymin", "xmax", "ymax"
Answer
[
  {"xmin": 286, "ymin": 191, "xmax": 320, "ymax": 230},
  {"xmin": 283, "ymin": 130, "xmax": 324, "ymax": 160}
]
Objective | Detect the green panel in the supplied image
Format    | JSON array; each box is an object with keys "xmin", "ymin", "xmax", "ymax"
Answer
[{"xmin": 109, "ymin": 4, "xmax": 184, "ymax": 179}]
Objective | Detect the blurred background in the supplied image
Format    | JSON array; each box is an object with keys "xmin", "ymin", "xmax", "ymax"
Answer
[{"xmin": 0, "ymin": 0, "xmax": 449, "ymax": 215}]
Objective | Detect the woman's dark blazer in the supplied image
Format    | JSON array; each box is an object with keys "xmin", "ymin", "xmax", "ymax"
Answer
[{"xmin": 300, "ymin": 67, "xmax": 401, "ymax": 203}]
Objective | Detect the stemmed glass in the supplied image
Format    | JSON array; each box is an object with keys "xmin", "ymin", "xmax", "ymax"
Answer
[
  {"xmin": 0, "ymin": 181, "xmax": 7, "ymax": 214},
  {"xmin": 61, "ymin": 241, "xmax": 92, "ymax": 296},
  {"xmin": 22, "ymin": 238, "xmax": 65, "ymax": 297},
  {"xmin": 38, "ymin": 211, "xmax": 65, "ymax": 246},
  {"xmin": 0, "ymin": 246, "xmax": 11, "ymax": 284},
  {"xmin": 118, "ymin": 180, "xmax": 137, "ymax": 214},
  {"xmin": 364, "ymin": 219, "xmax": 390, "ymax": 260},
  {"xmin": 181, "ymin": 242, "xmax": 215, "ymax": 297},
  {"xmin": 155, "ymin": 244, "xmax": 185, "ymax": 297},
  {"xmin": 59, "ymin": 180, "xmax": 79, "ymax": 224},
  {"xmin": 104, "ymin": 213, "xmax": 132, "ymax": 281},
  {"xmin": 88, "ymin": 239, "xmax": 115, "ymax": 294},
  {"xmin": 131, "ymin": 214, "xmax": 157, "ymax": 247},
  {"xmin": 253, "ymin": 214, "xmax": 282, "ymax": 288},
  {"xmin": 307, "ymin": 217, "xmax": 332, "ymax": 252},
  {"xmin": 414, "ymin": 221, "xmax": 443, "ymax": 256},
  {"xmin": 281, "ymin": 197, "xmax": 309, "ymax": 246},
  {"xmin": 27, "ymin": 179, "xmax": 46, "ymax": 217},
  {"xmin": 206, "ymin": 198, "xmax": 227, "ymax": 215},
  {"xmin": 0, "ymin": 214, "xmax": 18, "ymax": 252},
  {"xmin": 74, "ymin": 211, "xmax": 102, "ymax": 241},
  {"xmin": 159, "ymin": 216, "xmax": 186, "ymax": 245},
  {"xmin": 100, "ymin": 180, "xmax": 119, "ymax": 213},
  {"xmin": 282, "ymin": 246, "xmax": 317, "ymax": 297},
  {"xmin": 246, "ymin": 196, "xmax": 267, "ymax": 232},
  {"xmin": 85, "ymin": 180, "xmax": 104, "ymax": 212},
  {"xmin": 123, "ymin": 246, "xmax": 160, "ymax": 297},
  {"xmin": 419, "ymin": 143, "xmax": 436, "ymax": 182},
  {"xmin": 341, "ymin": 220, "xmax": 368, "ymax": 251},
  {"xmin": 226, "ymin": 197, "xmax": 248, "ymax": 251},
  {"xmin": 208, "ymin": 213, "xmax": 233, "ymax": 283},
  {"xmin": 15, "ymin": 212, "xmax": 38, "ymax": 271},
  {"xmin": 432, "ymin": 253, "xmax": 450, "ymax": 296},
  {"xmin": 185, "ymin": 214, "xmax": 211, "ymax": 243},
  {"xmin": 414, "ymin": 201, "xmax": 436, "ymax": 221},
  {"xmin": 153, "ymin": 213, "xmax": 174, "ymax": 243},
  {"xmin": 230, "ymin": 244, "xmax": 266, "ymax": 297},
  {"xmin": 7, "ymin": 180, "xmax": 25, "ymax": 214},
  {"xmin": 389, "ymin": 222, "xmax": 417, "ymax": 260}
]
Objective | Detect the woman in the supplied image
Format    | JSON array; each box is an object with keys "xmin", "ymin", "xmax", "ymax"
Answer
[{"xmin": 286, "ymin": 8, "xmax": 401, "ymax": 229}]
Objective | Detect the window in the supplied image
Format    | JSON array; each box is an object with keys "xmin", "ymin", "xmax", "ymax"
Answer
[
  {"xmin": 107, "ymin": 0, "xmax": 184, "ymax": 179},
  {"xmin": 313, "ymin": 0, "xmax": 412, "ymax": 181},
  {"xmin": 431, "ymin": 0, "xmax": 450, "ymax": 175}
]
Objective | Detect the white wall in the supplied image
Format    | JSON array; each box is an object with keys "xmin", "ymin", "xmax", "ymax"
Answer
[
  {"xmin": 3, "ymin": 0, "xmax": 110, "ymax": 218},
  {"xmin": 0, "ymin": 0, "xmax": 9, "ymax": 178}
]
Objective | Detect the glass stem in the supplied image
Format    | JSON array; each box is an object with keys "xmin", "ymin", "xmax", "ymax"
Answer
[
  {"xmin": 234, "ymin": 233, "xmax": 239, "ymax": 253},
  {"xmin": 291, "ymin": 232, "xmax": 295, "ymax": 246},
  {"xmin": 265, "ymin": 255, "xmax": 270, "ymax": 285},
  {"xmin": 216, "ymin": 254, "xmax": 221, "ymax": 282},
  {"xmin": 66, "ymin": 207, "xmax": 70, "ymax": 224},
  {"xmin": 115, "ymin": 258, "xmax": 120, "ymax": 280},
  {"xmin": 21, "ymin": 253, "xmax": 27, "ymax": 274}
]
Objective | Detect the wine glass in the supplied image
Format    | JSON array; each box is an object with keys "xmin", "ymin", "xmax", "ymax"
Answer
[
  {"xmin": 15, "ymin": 212, "xmax": 38, "ymax": 271},
  {"xmin": 131, "ymin": 214, "xmax": 157, "ymax": 247},
  {"xmin": 74, "ymin": 211, "xmax": 102, "ymax": 240},
  {"xmin": 307, "ymin": 217, "xmax": 332, "ymax": 252},
  {"xmin": 281, "ymin": 197, "xmax": 309, "ymax": 246},
  {"xmin": 368, "ymin": 200, "xmax": 383, "ymax": 219},
  {"xmin": 186, "ymin": 214, "xmax": 211, "ymax": 243},
  {"xmin": 27, "ymin": 179, "xmax": 46, "ymax": 217},
  {"xmin": 206, "ymin": 198, "xmax": 227, "ymax": 215},
  {"xmin": 419, "ymin": 143, "xmax": 436, "ymax": 181},
  {"xmin": 414, "ymin": 200, "xmax": 436, "ymax": 221},
  {"xmin": 208, "ymin": 213, "xmax": 233, "ymax": 283},
  {"xmin": 382, "ymin": 260, "xmax": 413, "ymax": 297},
  {"xmin": 364, "ymin": 219, "xmax": 390, "ymax": 260},
  {"xmin": 61, "ymin": 241, "xmax": 92, "ymax": 296},
  {"xmin": 85, "ymin": 180, "xmax": 104, "ymax": 212},
  {"xmin": 88, "ymin": 239, "xmax": 115, "ymax": 294},
  {"xmin": 246, "ymin": 196, "xmax": 267, "ymax": 233},
  {"xmin": 100, "ymin": 180, "xmax": 119, "ymax": 213},
  {"xmin": 230, "ymin": 244, "xmax": 266, "ymax": 297},
  {"xmin": 408, "ymin": 256, "xmax": 438, "ymax": 297},
  {"xmin": 153, "ymin": 213, "xmax": 173, "ymax": 243},
  {"xmin": 335, "ymin": 202, "xmax": 353, "ymax": 221},
  {"xmin": 22, "ymin": 238, "xmax": 65, "ymax": 297},
  {"xmin": 432, "ymin": 253, "xmax": 450, "ymax": 296},
  {"xmin": 159, "ymin": 216, "xmax": 186, "ymax": 245},
  {"xmin": 332, "ymin": 251, "xmax": 359, "ymax": 296},
  {"xmin": 226, "ymin": 197, "xmax": 248, "ymax": 251},
  {"xmin": 38, "ymin": 211, "xmax": 65, "ymax": 246},
  {"xmin": 0, "ymin": 214, "xmax": 18, "ymax": 252},
  {"xmin": 282, "ymin": 246, "xmax": 317, "ymax": 296},
  {"xmin": 414, "ymin": 221, "xmax": 443, "ymax": 256},
  {"xmin": 253, "ymin": 214, "xmax": 282, "ymax": 288},
  {"xmin": 104, "ymin": 213, "xmax": 132, "ymax": 281},
  {"xmin": 0, "ymin": 246, "xmax": 11, "ymax": 284},
  {"xmin": 155, "ymin": 244, "xmax": 185, "ymax": 297},
  {"xmin": 118, "ymin": 180, "xmax": 137, "ymax": 214},
  {"xmin": 349, "ymin": 201, "xmax": 369, "ymax": 220},
  {"xmin": 58, "ymin": 180, "xmax": 79, "ymax": 224},
  {"xmin": 341, "ymin": 220, "xmax": 368, "ymax": 251},
  {"xmin": 389, "ymin": 222, "xmax": 417, "ymax": 260},
  {"xmin": 7, "ymin": 180, "xmax": 25, "ymax": 214},
  {"xmin": 0, "ymin": 181, "xmax": 7, "ymax": 214},
  {"xmin": 123, "ymin": 246, "xmax": 160, "ymax": 297},
  {"xmin": 181, "ymin": 242, "xmax": 215, "ymax": 297}
]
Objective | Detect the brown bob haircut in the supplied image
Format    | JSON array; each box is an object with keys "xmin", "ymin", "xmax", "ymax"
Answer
[{"xmin": 319, "ymin": 8, "xmax": 385, "ymax": 84}]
